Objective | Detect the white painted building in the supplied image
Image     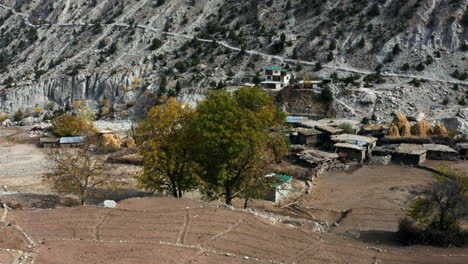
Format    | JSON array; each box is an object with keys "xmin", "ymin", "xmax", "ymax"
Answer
[{"xmin": 261, "ymin": 67, "xmax": 291, "ymax": 89}]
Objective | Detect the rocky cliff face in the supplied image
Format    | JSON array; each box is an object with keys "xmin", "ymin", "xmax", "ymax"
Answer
[{"xmin": 0, "ymin": 0, "xmax": 466, "ymax": 121}]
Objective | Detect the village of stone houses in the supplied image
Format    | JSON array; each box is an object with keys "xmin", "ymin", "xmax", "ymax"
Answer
[
  {"xmin": 1, "ymin": 0, "xmax": 468, "ymax": 263},
  {"xmin": 0, "ymin": 64, "xmax": 467, "ymax": 263}
]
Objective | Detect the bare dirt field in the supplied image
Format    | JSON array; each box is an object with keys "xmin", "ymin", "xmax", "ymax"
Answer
[
  {"xmin": 0, "ymin": 142, "xmax": 48, "ymax": 192},
  {"xmin": 299, "ymin": 165, "xmax": 435, "ymax": 235},
  {"xmin": 1, "ymin": 197, "xmax": 467, "ymax": 264}
]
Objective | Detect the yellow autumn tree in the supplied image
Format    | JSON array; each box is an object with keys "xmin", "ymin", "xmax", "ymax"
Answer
[{"xmin": 136, "ymin": 98, "xmax": 199, "ymax": 198}]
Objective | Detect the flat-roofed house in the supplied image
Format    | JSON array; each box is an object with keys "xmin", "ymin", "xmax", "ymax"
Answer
[
  {"xmin": 40, "ymin": 137, "xmax": 60, "ymax": 148},
  {"xmin": 423, "ymin": 144, "xmax": 459, "ymax": 161},
  {"xmin": 261, "ymin": 67, "xmax": 291, "ymax": 89},
  {"xmin": 59, "ymin": 136, "xmax": 85, "ymax": 148},
  {"xmin": 331, "ymin": 134, "xmax": 378, "ymax": 162}
]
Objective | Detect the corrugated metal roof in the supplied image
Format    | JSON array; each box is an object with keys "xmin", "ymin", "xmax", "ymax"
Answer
[
  {"xmin": 59, "ymin": 136, "xmax": 85, "ymax": 144},
  {"xmin": 286, "ymin": 116, "xmax": 308, "ymax": 123},
  {"xmin": 334, "ymin": 142, "xmax": 364, "ymax": 150},
  {"xmin": 265, "ymin": 174, "xmax": 292, "ymax": 187},
  {"xmin": 331, "ymin": 134, "xmax": 377, "ymax": 145}
]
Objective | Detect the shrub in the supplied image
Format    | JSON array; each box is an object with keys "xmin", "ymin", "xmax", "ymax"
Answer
[
  {"xmin": 149, "ymin": 38, "xmax": 162, "ymax": 50},
  {"xmin": 357, "ymin": 38, "xmax": 365, "ymax": 48},
  {"xmin": 338, "ymin": 122, "xmax": 355, "ymax": 134},
  {"xmin": 401, "ymin": 63, "xmax": 410, "ymax": 71},
  {"xmin": 14, "ymin": 108, "xmax": 24, "ymax": 121},
  {"xmin": 367, "ymin": 4, "xmax": 380, "ymax": 17},
  {"xmin": 409, "ymin": 78, "xmax": 421, "ymax": 87},
  {"xmin": 415, "ymin": 63, "xmax": 425, "ymax": 71},
  {"xmin": 392, "ymin": 44, "xmax": 401, "ymax": 55},
  {"xmin": 319, "ymin": 86, "xmax": 334, "ymax": 103},
  {"xmin": 361, "ymin": 117, "xmax": 370, "ymax": 125},
  {"xmin": 442, "ymin": 96, "xmax": 449, "ymax": 105},
  {"xmin": 0, "ymin": 113, "xmax": 11, "ymax": 123},
  {"xmin": 314, "ymin": 62, "xmax": 322, "ymax": 71},
  {"xmin": 451, "ymin": 70, "xmax": 468, "ymax": 81},
  {"xmin": 397, "ymin": 218, "xmax": 467, "ymax": 247}
]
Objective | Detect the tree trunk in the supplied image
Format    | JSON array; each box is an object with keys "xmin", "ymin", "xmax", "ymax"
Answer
[
  {"xmin": 225, "ymin": 182, "xmax": 232, "ymax": 205},
  {"xmin": 80, "ymin": 192, "xmax": 86, "ymax": 205},
  {"xmin": 244, "ymin": 197, "xmax": 249, "ymax": 209},
  {"xmin": 439, "ymin": 209, "xmax": 446, "ymax": 230},
  {"xmin": 178, "ymin": 188, "xmax": 182, "ymax": 198}
]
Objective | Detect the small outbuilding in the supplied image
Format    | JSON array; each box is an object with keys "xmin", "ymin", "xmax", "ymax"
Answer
[
  {"xmin": 373, "ymin": 144, "xmax": 427, "ymax": 166},
  {"xmin": 261, "ymin": 174, "xmax": 293, "ymax": 203},
  {"xmin": 296, "ymin": 149, "xmax": 339, "ymax": 168},
  {"xmin": 293, "ymin": 129, "xmax": 322, "ymax": 146},
  {"xmin": 423, "ymin": 144, "xmax": 459, "ymax": 161},
  {"xmin": 334, "ymin": 143, "xmax": 366, "ymax": 162},
  {"xmin": 40, "ymin": 137, "xmax": 60, "ymax": 148},
  {"xmin": 315, "ymin": 126, "xmax": 343, "ymax": 143},
  {"xmin": 59, "ymin": 136, "xmax": 85, "ymax": 148},
  {"xmin": 331, "ymin": 134, "xmax": 378, "ymax": 162}
]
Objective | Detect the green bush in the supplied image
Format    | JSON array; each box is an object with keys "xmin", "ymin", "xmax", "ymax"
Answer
[{"xmin": 338, "ymin": 122, "xmax": 355, "ymax": 134}]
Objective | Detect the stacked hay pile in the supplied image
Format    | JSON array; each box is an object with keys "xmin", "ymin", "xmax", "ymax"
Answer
[
  {"xmin": 411, "ymin": 120, "xmax": 432, "ymax": 137},
  {"xmin": 102, "ymin": 134, "xmax": 122, "ymax": 151},
  {"xmin": 388, "ymin": 125, "xmax": 400, "ymax": 137},
  {"xmin": 433, "ymin": 123, "xmax": 449, "ymax": 136},
  {"xmin": 387, "ymin": 113, "xmax": 411, "ymax": 136},
  {"xmin": 123, "ymin": 136, "xmax": 137, "ymax": 149}
]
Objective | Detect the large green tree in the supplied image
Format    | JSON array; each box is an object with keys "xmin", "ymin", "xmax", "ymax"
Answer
[
  {"xmin": 193, "ymin": 86, "xmax": 287, "ymax": 205},
  {"xmin": 137, "ymin": 98, "xmax": 199, "ymax": 198}
]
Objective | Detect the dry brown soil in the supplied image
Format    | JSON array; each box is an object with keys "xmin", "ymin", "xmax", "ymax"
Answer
[
  {"xmin": 0, "ymin": 197, "xmax": 466, "ymax": 264},
  {"xmin": 299, "ymin": 165, "xmax": 436, "ymax": 234}
]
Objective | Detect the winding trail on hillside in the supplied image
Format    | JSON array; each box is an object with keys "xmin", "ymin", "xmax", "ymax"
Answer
[{"xmin": 1, "ymin": 3, "xmax": 467, "ymax": 86}]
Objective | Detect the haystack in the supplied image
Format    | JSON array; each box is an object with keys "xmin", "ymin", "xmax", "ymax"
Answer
[
  {"xmin": 387, "ymin": 125, "xmax": 400, "ymax": 137},
  {"xmin": 387, "ymin": 113, "xmax": 411, "ymax": 136},
  {"xmin": 124, "ymin": 136, "xmax": 137, "ymax": 149},
  {"xmin": 433, "ymin": 123, "xmax": 448, "ymax": 137},
  {"xmin": 102, "ymin": 134, "xmax": 122, "ymax": 151},
  {"xmin": 411, "ymin": 120, "xmax": 432, "ymax": 137},
  {"xmin": 400, "ymin": 122, "xmax": 411, "ymax": 136}
]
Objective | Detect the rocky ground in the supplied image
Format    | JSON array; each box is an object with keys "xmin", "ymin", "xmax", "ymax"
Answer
[{"xmin": 0, "ymin": 0, "xmax": 466, "ymax": 122}]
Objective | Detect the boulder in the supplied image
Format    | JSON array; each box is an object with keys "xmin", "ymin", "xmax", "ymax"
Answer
[
  {"xmin": 20, "ymin": 117, "xmax": 35, "ymax": 126},
  {"xmin": 458, "ymin": 108, "xmax": 468, "ymax": 120},
  {"xmin": 1, "ymin": 119, "xmax": 13, "ymax": 127},
  {"xmin": 103, "ymin": 200, "xmax": 117, "ymax": 208},
  {"xmin": 439, "ymin": 117, "xmax": 468, "ymax": 136},
  {"xmin": 359, "ymin": 91, "xmax": 377, "ymax": 104}
]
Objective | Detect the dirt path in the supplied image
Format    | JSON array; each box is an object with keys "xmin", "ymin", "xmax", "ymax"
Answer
[{"xmin": 0, "ymin": 143, "xmax": 48, "ymax": 192}]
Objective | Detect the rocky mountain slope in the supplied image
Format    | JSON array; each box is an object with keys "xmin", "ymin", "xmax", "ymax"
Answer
[{"xmin": 0, "ymin": 0, "xmax": 467, "ymax": 122}]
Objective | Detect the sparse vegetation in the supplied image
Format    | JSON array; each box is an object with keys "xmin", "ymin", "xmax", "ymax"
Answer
[
  {"xmin": 398, "ymin": 164, "xmax": 468, "ymax": 247},
  {"xmin": 44, "ymin": 144, "xmax": 113, "ymax": 205},
  {"xmin": 338, "ymin": 122, "xmax": 355, "ymax": 134}
]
